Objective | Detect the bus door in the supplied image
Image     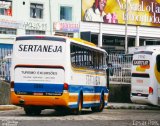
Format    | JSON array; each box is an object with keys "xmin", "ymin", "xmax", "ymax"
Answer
[
  {"xmin": 156, "ymin": 55, "xmax": 160, "ymax": 105},
  {"xmin": 158, "ymin": 85, "xmax": 160, "ymax": 105}
]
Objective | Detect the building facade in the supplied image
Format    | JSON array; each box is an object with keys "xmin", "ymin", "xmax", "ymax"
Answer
[
  {"xmin": 81, "ymin": 0, "xmax": 160, "ymax": 53},
  {"xmin": 0, "ymin": 0, "xmax": 81, "ymax": 40},
  {"xmin": 1, "ymin": 0, "xmax": 160, "ymax": 53}
]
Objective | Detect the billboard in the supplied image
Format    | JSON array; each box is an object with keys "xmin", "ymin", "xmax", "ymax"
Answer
[
  {"xmin": 53, "ymin": 22, "xmax": 79, "ymax": 32},
  {"xmin": 82, "ymin": 0, "xmax": 160, "ymax": 27}
]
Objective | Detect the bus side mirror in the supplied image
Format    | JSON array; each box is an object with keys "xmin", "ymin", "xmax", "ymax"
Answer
[
  {"xmin": 103, "ymin": 65, "xmax": 109, "ymax": 89},
  {"xmin": 156, "ymin": 55, "xmax": 160, "ymax": 72}
]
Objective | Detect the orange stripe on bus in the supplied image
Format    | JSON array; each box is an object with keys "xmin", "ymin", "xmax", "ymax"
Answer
[
  {"xmin": 104, "ymin": 94, "xmax": 108, "ymax": 101},
  {"xmin": 11, "ymin": 91, "xmax": 69, "ymax": 106},
  {"xmin": 83, "ymin": 95, "xmax": 100, "ymax": 101},
  {"xmin": 69, "ymin": 95, "xmax": 78, "ymax": 102},
  {"xmin": 69, "ymin": 94, "xmax": 106, "ymax": 102}
]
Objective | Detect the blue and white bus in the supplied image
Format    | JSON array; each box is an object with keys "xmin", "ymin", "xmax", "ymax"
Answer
[{"xmin": 11, "ymin": 35, "xmax": 109, "ymax": 115}]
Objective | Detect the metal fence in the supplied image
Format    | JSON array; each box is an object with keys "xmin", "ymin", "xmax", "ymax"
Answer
[
  {"xmin": 108, "ymin": 54, "xmax": 133, "ymax": 84},
  {"xmin": 0, "ymin": 48, "xmax": 12, "ymax": 82}
]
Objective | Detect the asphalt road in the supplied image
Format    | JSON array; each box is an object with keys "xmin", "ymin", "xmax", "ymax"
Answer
[{"xmin": 0, "ymin": 108, "xmax": 160, "ymax": 126}]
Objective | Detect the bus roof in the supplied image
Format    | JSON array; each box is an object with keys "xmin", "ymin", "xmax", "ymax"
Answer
[
  {"xmin": 15, "ymin": 35, "xmax": 107, "ymax": 54},
  {"xmin": 129, "ymin": 45, "xmax": 160, "ymax": 54},
  {"xmin": 69, "ymin": 38, "xmax": 107, "ymax": 53},
  {"xmin": 70, "ymin": 38, "xmax": 96, "ymax": 47},
  {"xmin": 16, "ymin": 35, "xmax": 67, "ymax": 42}
]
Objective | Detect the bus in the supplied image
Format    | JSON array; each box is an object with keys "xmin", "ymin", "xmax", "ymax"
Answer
[
  {"xmin": 131, "ymin": 46, "xmax": 160, "ymax": 106},
  {"xmin": 10, "ymin": 35, "xmax": 109, "ymax": 115}
]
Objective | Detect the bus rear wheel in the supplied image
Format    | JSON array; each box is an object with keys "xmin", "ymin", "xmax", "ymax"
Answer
[
  {"xmin": 91, "ymin": 94, "xmax": 104, "ymax": 112},
  {"xmin": 24, "ymin": 106, "xmax": 42, "ymax": 115},
  {"xmin": 72, "ymin": 94, "xmax": 83, "ymax": 115},
  {"xmin": 98, "ymin": 96, "xmax": 105, "ymax": 112}
]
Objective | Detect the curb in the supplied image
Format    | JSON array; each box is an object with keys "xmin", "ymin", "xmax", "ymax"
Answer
[
  {"xmin": 106, "ymin": 103, "xmax": 160, "ymax": 110},
  {"xmin": 0, "ymin": 105, "xmax": 21, "ymax": 111}
]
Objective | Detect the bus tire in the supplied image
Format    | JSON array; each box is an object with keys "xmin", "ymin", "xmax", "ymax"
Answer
[
  {"xmin": 55, "ymin": 107, "xmax": 69, "ymax": 115},
  {"xmin": 33, "ymin": 109, "xmax": 42, "ymax": 115},
  {"xmin": 97, "ymin": 94, "xmax": 105, "ymax": 112},
  {"xmin": 91, "ymin": 93, "xmax": 104, "ymax": 112},
  {"xmin": 24, "ymin": 106, "xmax": 42, "ymax": 115},
  {"xmin": 73, "ymin": 93, "xmax": 83, "ymax": 115},
  {"xmin": 91, "ymin": 106, "xmax": 98, "ymax": 112}
]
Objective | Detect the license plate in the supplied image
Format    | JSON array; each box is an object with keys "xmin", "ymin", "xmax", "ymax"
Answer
[{"xmin": 34, "ymin": 93, "xmax": 43, "ymax": 96}]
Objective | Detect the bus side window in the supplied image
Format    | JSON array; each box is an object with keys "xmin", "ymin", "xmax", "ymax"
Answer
[
  {"xmin": 156, "ymin": 55, "xmax": 160, "ymax": 72},
  {"xmin": 71, "ymin": 45, "xmax": 76, "ymax": 66}
]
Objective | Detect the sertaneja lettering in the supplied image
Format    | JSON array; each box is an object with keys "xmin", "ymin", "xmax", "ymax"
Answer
[{"xmin": 18, "ymin": 44, "xmax": 62, "ymax": 52}]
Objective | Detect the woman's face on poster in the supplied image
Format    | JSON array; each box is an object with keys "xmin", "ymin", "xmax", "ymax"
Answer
[{"xmin": 98, "ymin": 0, "xmax": 107, "ymax": 12}]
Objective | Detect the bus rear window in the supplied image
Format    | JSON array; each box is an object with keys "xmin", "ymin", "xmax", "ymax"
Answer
[{"xmin": 132, "ymin": 73, "xmax": 150, "ymax": 78}]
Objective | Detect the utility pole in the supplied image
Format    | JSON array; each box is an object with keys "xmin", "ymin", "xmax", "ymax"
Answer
[
  {"xmin": 125, "ymin": 0, "xmax": 128, "ymax": 54},
  {"xmin": 49, "ymin": 0, "xmax": 53, "ymax": 35}
]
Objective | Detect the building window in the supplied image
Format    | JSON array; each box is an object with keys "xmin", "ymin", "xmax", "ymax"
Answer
[
  {"xmin": 60, "ymin": 6, "xmax": 72, "ymax": 21},
  {"xmin": 55, "ymin": 32, "xmax": 73, "ymax": 37},
  {"xmin": 0, "ymin": 0, "xmax": 12, "ymax": 16},
  {"xmin": 30, "ymin": 3, "xmax": 43, "ymax": 19},
  {"xmin": 26, "ymin": 30, "xmax": 45, "ymax": 35},
  {"xmin": 0, "ymin": 27, "xmax": 16, "ymax": 35}
]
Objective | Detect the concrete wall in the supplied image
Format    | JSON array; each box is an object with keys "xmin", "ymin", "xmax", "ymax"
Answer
[
  {"xmin": 108, "ymin": 84, "xmax": 132, "ymax": 103},
  {"xmin": 0, "ymin": 81, "xmax": 10, "ymax": 105}
]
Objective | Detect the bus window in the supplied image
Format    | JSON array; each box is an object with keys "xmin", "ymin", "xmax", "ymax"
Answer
[
  {"xmin": 156, "ymin": 55, "xmax": 160, "ymax": 72},
  {"xmin": 99, "ymin": 53, "xmax": 103, "ymax": 70},
  {"xmin": 71, "ymin": 45, "xmax": 76, "ymax": 66}
]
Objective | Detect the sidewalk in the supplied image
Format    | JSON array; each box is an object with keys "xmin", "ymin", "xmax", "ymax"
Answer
[{"xmin": 0, "ymin": 103, "xmax": 160, "ymax": 111}]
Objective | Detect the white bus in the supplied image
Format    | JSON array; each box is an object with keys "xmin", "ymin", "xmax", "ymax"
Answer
[
  {"xmin": 10, "ymin": 35, "xmax": 109, "ymax": 115},
  {"xmin": 131, "ymin": 46, "xmax": 160, "ymax": 106}
]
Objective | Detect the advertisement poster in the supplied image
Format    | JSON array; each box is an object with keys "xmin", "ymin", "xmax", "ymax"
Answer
[
  {"xmin": 15, "ymin": 68, "xmax": 64, "ymax": 84},
  {"xmin": 82, "ymin": 0, "xmax": 160, "ymax": 27}
]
